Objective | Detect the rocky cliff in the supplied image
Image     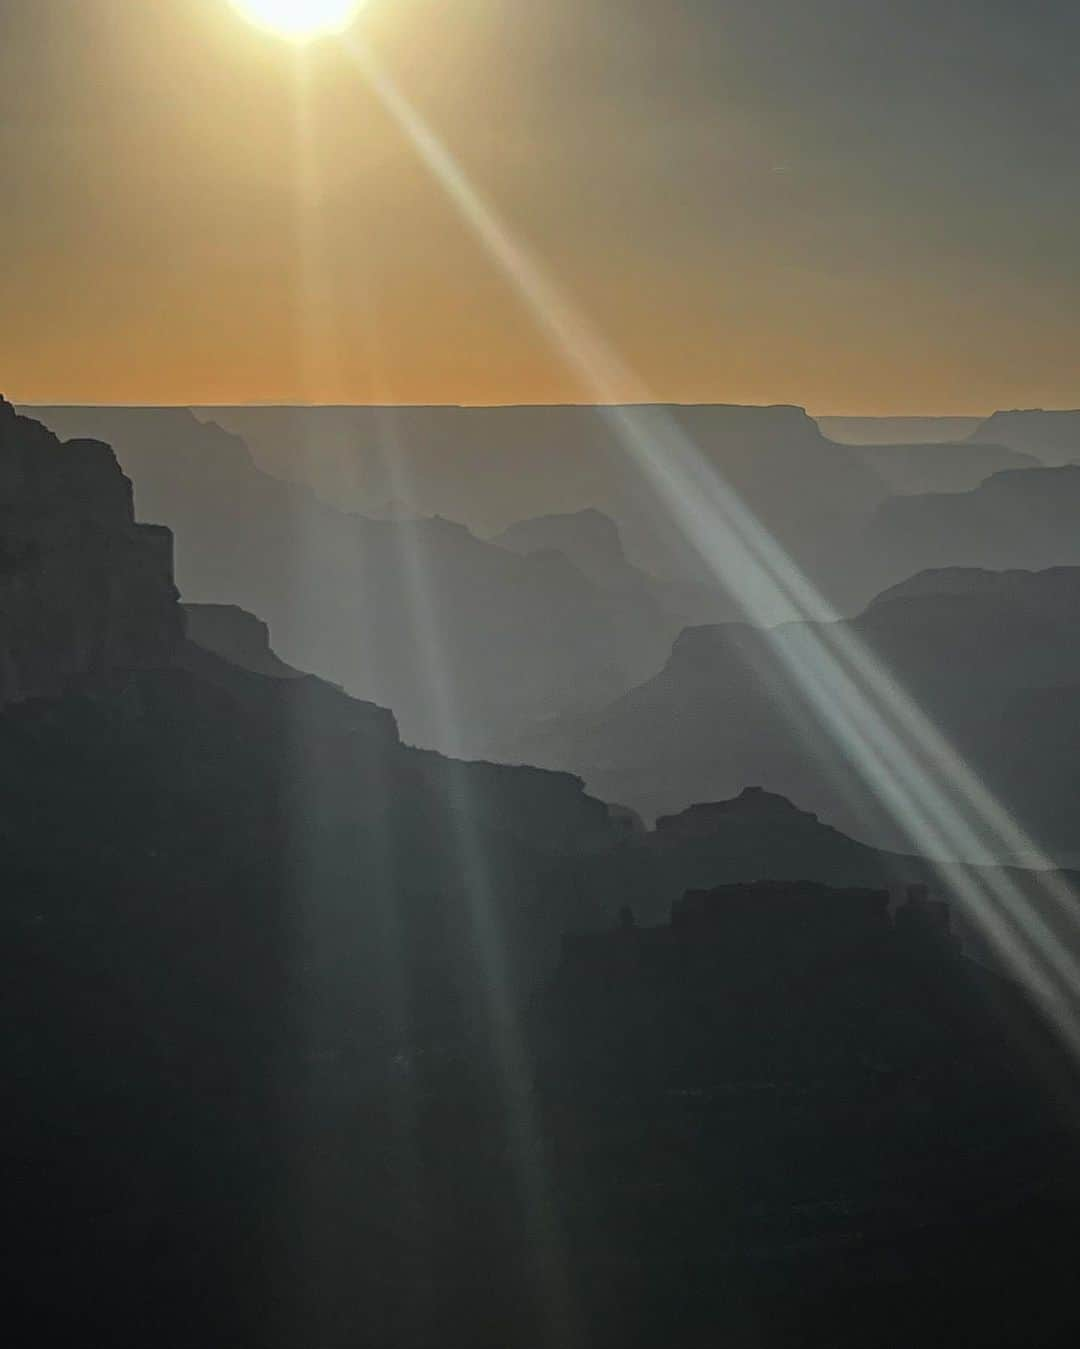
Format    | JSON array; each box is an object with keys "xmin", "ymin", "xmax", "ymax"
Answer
[
  {"xmin": 184, "ymin": 603, "xmax": 303, "ymax": 679},
  {"xmin": 0, "ymin": 400, "xmax": 179, "ymax": 707}
]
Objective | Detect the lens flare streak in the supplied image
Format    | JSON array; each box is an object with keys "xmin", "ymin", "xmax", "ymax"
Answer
[{"xmin": 346, "ymin": 36, "xmax": 1080, "ymax": 1052}]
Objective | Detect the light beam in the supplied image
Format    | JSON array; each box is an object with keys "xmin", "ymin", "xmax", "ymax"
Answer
[{"xmin": 346, "ymin": 36, "xmax": 1080, "ymax": 1051}]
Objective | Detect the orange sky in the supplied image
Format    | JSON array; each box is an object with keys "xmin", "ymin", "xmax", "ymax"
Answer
[{"xmin": 2, "ymin": 0, "xmax": 1078, "ymax": 413}]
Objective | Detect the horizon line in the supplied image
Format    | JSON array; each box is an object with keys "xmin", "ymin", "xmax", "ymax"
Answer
[{"xmin": 12, "ymin": 397, "xmax": 1036, "ymax": 419}]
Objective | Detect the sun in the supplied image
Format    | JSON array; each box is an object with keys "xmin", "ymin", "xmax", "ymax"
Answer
[{"xmin": 230, "ymin": 0, "xmax": 364, "ymax": 41}]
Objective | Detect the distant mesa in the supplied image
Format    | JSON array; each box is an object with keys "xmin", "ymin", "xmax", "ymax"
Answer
[
  {"xmin": 847, "ymin": 439, "xmax": 1038, "ymax": 497},
  {"xmin": 819, "ymin": 415, "xmax": 983, "ymax": 446},
  {"xmin": 969, "ymin": 409, "xmax": 1080, "ymax": 464},
  {"xmin": 871, "ymin": 463, "xmax": 1080, "ymax": 580},
  {"xmin": 164, "ymin": 400, "xmax": 885, "ymax": 606}
]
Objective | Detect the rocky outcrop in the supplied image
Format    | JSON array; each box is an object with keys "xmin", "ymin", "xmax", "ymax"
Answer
[
  {"xmin": 184, "ymin": 603, "xmax": 302, "ymax": 679},
  {"xmin": 0, "ymin": 400, "xmax": 180, "ymax": 707},
  {"xmin": 655, "ymin": 786, "xmax": 830, "ymax": 844}
]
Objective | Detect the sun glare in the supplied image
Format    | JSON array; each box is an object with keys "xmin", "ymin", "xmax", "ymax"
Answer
[{"xmin": 231, "ymin": 0, "xmax": 364, "ymax": 40}]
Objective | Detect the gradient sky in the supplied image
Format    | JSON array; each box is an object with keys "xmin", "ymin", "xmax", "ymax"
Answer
[{"xmin": 1, "ymin": 0, "xmax": 1078, "ymax": 411}]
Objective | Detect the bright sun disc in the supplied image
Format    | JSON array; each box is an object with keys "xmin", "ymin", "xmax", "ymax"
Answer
[{"xmin": 231, "ymin": 0, "xmax": 364, "ymax": 40}]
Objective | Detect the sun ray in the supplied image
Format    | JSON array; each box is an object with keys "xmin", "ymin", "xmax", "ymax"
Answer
[
  {"xmin": 359, "ymin": 376, "xmax": 584, "ymax": 1349},
  {"xmin": 345, "ymin": 35, "xmax": 1080, "ymax": 1053}
]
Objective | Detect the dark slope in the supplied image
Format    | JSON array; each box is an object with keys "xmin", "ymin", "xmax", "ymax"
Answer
[
  {"xmin": 535, "ymin": 881, "xmax": 1080, "ymax": 1349},
  {"xmin": 9, "ymin": 656, "xmax": 1080, "ymax": 1347}
]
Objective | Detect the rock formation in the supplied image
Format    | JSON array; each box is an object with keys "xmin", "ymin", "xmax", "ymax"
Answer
[
  {"xmin": 0, "ymin": 399, "xmax": 179, "ymax": 707},
  {"xmin": 184, "ymin": 603, "xmax": 303, "ymax": 679},
  {"xmin": 525, "ymin": 566, "xmax": 1080, "ymax": 861}
]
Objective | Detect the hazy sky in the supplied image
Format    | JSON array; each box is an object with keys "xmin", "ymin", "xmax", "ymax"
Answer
[{"xmin": 1, "ymin": 0, "xmax": 1078, "ymax": 411}]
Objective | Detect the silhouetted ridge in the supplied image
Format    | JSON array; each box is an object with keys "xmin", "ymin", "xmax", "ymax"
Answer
[
  {"xmin": 871, "ymin": 466, "xmax": 1080, "ymax": 582},
  {"xmin": 184, "ymin": 603, "xmax": 303, "ymax": 679},
  {"xmin": 529, "ymin": 566, "xmax": 1080, "ymax": 860},
  {"xmin": 0, "ymin": 399, "xmax": 180, "ymax": 706},
  {"xmin": 656, "ymin": 787, "xmax": 824, "ymax": 840},
  {"xmin": 561, "ymin": 880, "xmax": 895, "ymax": 980},
  {"xmin": 538, "ymin": 875, "xmax": 1079, "ymax": 1347},
  {"xmin": 870, "ymin": 565, "xmax": 1080, "ymax": 617},
  {"xmin": 22, "ymin": 405, "xmax": 693, "ymax": 756}
]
